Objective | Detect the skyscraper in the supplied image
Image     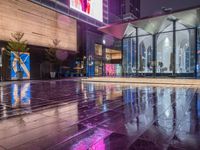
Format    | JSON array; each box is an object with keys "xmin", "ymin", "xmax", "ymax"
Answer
[
  {"xmin": 108, "ymin": 0, "xmax": 140, "ymax": 23},
  {"xmin": 122, "ymin": 0, "xmax": 140, "ymax": 20}
]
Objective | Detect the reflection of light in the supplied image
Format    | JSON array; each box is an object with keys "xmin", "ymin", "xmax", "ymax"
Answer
[
  {"xmin": 97, "ymin": 95, "xmax": 103, "ymax": 106},
  {"xmin": 12, "ymin": 84, "xmax": 20, "ymax": 107},
  {"xmin": 91, "ymin": 139, "xmax": 105, "ymax": 150},
  {"xmin": 1, "ymin": 86, "xmax": 3, "ymax": 104},
  {"xmin": 1, "ymin": 86, "xmax": 3, "ymax": 103},
  {"xmin": 21, "ymin": 83, "xmax": 29, "ymax": 97},
  {"xmin": 84, "ymin": 91, "xmax": 87, "ymax": 99},
  {"xmin": 21, "ymin": 83, "xmax": 31, "ymax": 106},
  {"xmin": 123, "ymin": 89, "xmax": 135, "ymax": 103},
  {"xmin": 81, "ymin": 83, "xmax": 84, "ymax": 92},
  {"xmin": 88, "ymin": 84, "xmax": 94, "ymax": 92},
  {"xmin": 197, "ymin": 99, "xmax": 200, "ymax": 117},
  {"xmin": 71, "ymin": 128, "xmax": 110, "ymax": 150},
  {"xmin": 11, "ymin": 83, "xmax": 31, "ymax": 107},
  {"xmin": 103, "ymin": 104, "xmax": 107, "ymax": 111},
  {"xmin": 1, "ymin": 86, "xmax": 7, "ymax": 118},
  {"xmin": 125, "ymin": 122, "xmax": 137, "ymax": 136}
]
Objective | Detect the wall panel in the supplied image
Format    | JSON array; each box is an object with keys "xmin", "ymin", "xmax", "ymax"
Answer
[{"xmin": 0, "ymin": 0, "xmax": 77, "ymax": 51}]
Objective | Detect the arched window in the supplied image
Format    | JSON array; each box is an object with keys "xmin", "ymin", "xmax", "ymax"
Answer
[
  {"xmin": 138, "ymin": 36, "xmax": 153, "ymax": 73},
  {"xmin": 156, "ymin": 29, "xmax": 173, "ymax": 73},
  {"xmin": 176, "ymin": 23, "xmax": 195, "ymax": 74}
]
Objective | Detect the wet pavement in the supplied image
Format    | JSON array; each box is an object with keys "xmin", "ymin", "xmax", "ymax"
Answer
[{"xmin": 0, "ymin": 80, "xmax": 199, "ymax": 150}]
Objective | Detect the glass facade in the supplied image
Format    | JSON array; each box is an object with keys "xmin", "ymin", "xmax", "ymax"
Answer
[
  {"xmin": 156, "ymin": 32, "xmax": 173, "ymax": 74},
  {"xmin": 175, "ymin": 29, "xmax": 195, "ymax": 74},
  {"xmin": 122, "ymin": 22, "xmax": 198, "ymax": 78},
  {"xmin": 197, "ymin": 28, "xmax": 200, "ymax": 77},
  {"xmin": 123, "ymin": 38, "xmax": 136, "ymax": 75},
  {"xmin": 138, "ymin": 35, "xmax": 153, "ymax": 73}
]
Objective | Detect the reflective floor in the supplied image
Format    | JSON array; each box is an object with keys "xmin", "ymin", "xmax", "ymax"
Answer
[{"xmin": 0, "ymin": 80, "xmax": 200, "ymax": 150}]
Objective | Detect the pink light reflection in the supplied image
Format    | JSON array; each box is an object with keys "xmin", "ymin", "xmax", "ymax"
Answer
[{"xmin": 71, "ymin": 128, "xmax": 111, "ymax": 150}]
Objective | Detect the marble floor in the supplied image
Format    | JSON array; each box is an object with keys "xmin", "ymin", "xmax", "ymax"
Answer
[{"xmin": 0, "ymin": 80, "xmax": 199, "ymax": 150}]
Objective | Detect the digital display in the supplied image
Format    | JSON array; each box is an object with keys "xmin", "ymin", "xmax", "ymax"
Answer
[
  {"xmin": 11, "ymin": 52, "xmax": 30, "ymax": 80},
  {"xmin": 105, "ymin": 64, "xmax": 122, "ymax": 76},
  {"xmin": 70, "ymin": 0, "xmax": 103, "ymax": 21}
]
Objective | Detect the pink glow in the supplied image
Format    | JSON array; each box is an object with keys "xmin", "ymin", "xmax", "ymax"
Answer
[
  {"xmin": 56, "ymin": 50, "xmax": 68, "ymax": 61},
  {"xmin": 91, "ymin": 139, "xmax": 105, "ymax": 150},
  {"xmin": 71, "ymin": 128, "xmax": 111, "ymax": 150},
  {"xmin": 105, "ymin": 64, "xmax": 116, "ymax": 76}
]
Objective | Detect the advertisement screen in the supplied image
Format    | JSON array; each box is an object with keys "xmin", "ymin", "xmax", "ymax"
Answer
[
  {"xmin": 70, "ymin": 0, "xmax": 103, "ymax": 21},
  {"xmin": 11, "ymin": 52, "xmax": 30, "ymax": 80},
  {"xmin": 105, "ymin": 64, "xmax": 122, "ymax": 76}
]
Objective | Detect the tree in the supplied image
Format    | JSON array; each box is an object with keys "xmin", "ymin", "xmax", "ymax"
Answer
[
  {"xmin": 45, "ymin": 39, "xmax": 61, "ymax": 65},
  {"xmin": 45, "ymin": 39, "xmax": 62, "ymax": 78},
  {"xmin": 6, "ymin": 32, "xmax": 29, "ymax": 79}
]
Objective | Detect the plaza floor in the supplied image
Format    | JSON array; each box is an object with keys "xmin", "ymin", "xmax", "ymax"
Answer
[{"xmin": 0, "ymin": 79, "xmax": 199, "ymax": 150}]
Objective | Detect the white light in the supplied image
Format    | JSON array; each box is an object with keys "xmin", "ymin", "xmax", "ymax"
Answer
[
  {"xmin": 165, "ymin": 109, "xmax": 170, "ymax": 118},
  {"xmin": 103, "ymin": 39, "xmax": 106, "ymax": 45},
  {"xmin": 165, "ymin": 37, "xmax": 169, "ymax": 45}
]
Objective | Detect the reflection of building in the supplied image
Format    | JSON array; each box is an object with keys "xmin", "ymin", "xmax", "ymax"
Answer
[{"xmin": 99, "ymin": 6, "xmax": 200, "ymax": 78}]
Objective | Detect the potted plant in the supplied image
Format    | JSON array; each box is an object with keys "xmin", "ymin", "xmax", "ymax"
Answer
[
  {"xmin": 6, "ymin": 32, "xmax": 29, "ymax": 80},
  {"xmin": 45, "ymin": 39, "xmax": 61, "ymax": 79}
]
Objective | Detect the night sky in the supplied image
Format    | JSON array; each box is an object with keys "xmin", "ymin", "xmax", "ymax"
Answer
[{"xmin": 141, "ymin": 0, "xmax": 200, "ymax": 17}]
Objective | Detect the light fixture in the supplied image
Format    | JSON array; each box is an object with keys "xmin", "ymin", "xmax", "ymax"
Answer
[
  {"xmin": 102, "ymin": 39, "xmax": 106, "ymax": 45},
  {"xmin": 161, "ymin": 7, "xmax": 173, "ymax": 13}
]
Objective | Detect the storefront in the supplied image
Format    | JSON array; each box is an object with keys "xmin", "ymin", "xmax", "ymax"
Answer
[
  {"xmin": 93, "ymin": 44, "xmax": 122, "ymax": 77},
  {"xmin": 86, "ymin": 31, "xmax": 122, "ymax": 77},
  {"xmin": 99, "ymin": 6, "xmax": 200, "ymax": 78}
]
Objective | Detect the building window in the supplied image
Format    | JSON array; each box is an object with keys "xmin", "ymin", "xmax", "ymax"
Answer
[
  {"xmin": 123, "ymin": 38, "xmax": 136, "ymax": 75},
  {"xmin": 156, "ymin": 32, "xmax": 173, "ymax": 73},
  {"xmin": 176, "ymin": 29, "xmax": 195, "ymax": 74},
  {"xmin": 138, "ymin": 35, "xmax": 153, "ymax": 73}
]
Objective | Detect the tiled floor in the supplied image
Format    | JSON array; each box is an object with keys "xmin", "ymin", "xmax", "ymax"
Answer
[{"xmin": 0, "ymin": 80, "xmax": 200, "ymax": 150}]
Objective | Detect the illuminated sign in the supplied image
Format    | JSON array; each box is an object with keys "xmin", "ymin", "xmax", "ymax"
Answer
[
  {"xmin": 11, "ymin": 52, "xmax": 30, "ymax": 80},
  {"xmin": 70, "ymin": 0, "xmax": 103, "ymax": 21},
  {"xmin": 105, "ymin": 64, "xmax": 122, "ymax": 76}
]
